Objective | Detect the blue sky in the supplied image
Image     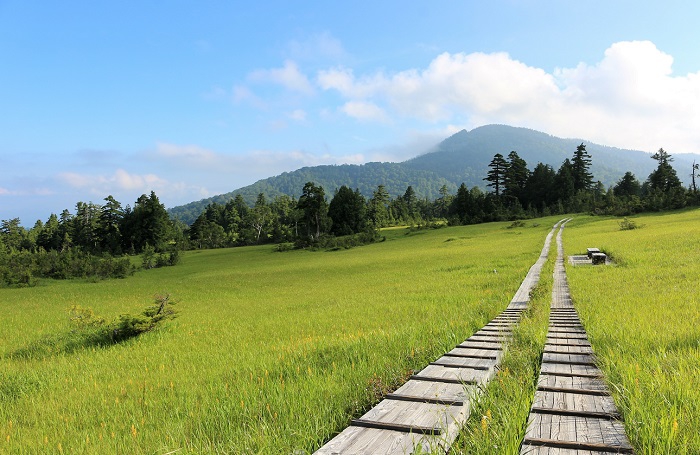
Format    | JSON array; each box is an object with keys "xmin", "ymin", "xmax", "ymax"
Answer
[{"xmin": 2, "ymin": 0, "xmax": 700, "ymax": 224}]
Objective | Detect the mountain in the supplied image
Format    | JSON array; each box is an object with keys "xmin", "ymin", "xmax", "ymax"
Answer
[{"xmin": 169, "ymin": 124, "xmax": 697, "ymax": 224}]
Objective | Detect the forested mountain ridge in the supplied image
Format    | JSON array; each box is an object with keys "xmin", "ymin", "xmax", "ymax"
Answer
[{"xmin": 169, "ymin": 124, "xmax": 697, "ymax": 224}]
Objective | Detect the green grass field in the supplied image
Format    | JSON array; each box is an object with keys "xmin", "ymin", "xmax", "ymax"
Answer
[
  {"xmin": 563, "ymin": 209, "xmax": 700, "ymax": 454},
  {"xmin": 0, "ymin": 218, "xmax": 561, "ymax": 454},
  {"xmin": 2, "ymin": 210, "xmax": 698, "ymax": 454}
]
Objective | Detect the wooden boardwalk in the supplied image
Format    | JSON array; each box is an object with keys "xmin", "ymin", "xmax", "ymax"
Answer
[
  {"xmin": 520, "ymin": 220, "xmax": 634, "ymax": 454},
  {"xmin": 314, "ymin": 220, "xmax": 566, "ymax": 455}
]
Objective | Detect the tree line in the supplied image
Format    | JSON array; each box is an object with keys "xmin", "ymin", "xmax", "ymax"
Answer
[{"xmin": 2, "ymin": 144, "xmax": 698, "ymax": 285}]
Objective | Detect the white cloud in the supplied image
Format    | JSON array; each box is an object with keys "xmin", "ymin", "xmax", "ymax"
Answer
[
  {"xmin": 249, "ymin": 60, "xmax": 314, "ymax": 95},
  {"xmin": 288, "ymin": 109, "xmax": 307, "ymax": 122},
  {"xmin": 156, "ymin": 143, "xmax": 217, "ymax": 162},
  {"xmin": 341, "ymin": 101, "xmax": 390, "ymax": 123},
  {"xmin": 57, "ymin": 169, "xmax": 167, "ymax": 194},
  {"xmin": 317, "ymin": 41, "xmax": 700, "ymax": 153}
]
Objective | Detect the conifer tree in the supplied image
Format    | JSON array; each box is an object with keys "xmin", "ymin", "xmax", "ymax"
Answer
[{"xmin": 484, "ymin": 153, "xmax": 508, "ymax": 196}]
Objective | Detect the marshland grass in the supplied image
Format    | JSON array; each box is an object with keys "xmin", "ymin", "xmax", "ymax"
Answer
[
  {"xmin": 564, "ymin": 209, "xmax": 700, "ymax": 454},
  {"xmin": 0, "ymin": 218, "xmax": 562, "ymax": 454}
]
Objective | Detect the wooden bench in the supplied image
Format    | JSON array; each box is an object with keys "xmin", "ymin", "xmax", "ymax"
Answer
[
  {"xmin": 591, "ymin": 252, "xmax": 607, "ymax": 265},
  {"xmin": 586, "ymin": 248, "xmax": 600, "ymax": 259}
]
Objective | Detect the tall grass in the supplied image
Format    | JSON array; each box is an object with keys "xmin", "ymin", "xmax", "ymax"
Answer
[
  {"xmin": 451, "ymin": 248, "xmax": 552, "ymax": 454},
  {"xmin": 564, "ymin": 209, "xmax": 700, "ymax": 454},
  {"xmin": 0, "ymin": 218, "xmax": 562, "ymax": 454}
]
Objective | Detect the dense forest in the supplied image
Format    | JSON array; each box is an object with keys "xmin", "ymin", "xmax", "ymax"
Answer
[{"xmin": 1, "ymin": 143, "xmax": 697, "ymax": 287}]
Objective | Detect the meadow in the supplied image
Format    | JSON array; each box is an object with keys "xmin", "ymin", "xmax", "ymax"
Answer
[
  {"xmin": 3, "ymin": 209, "xmax": 697, "ymax": 454},
  {"xmin": 0, "ymin": 218, "xmax": 563, "ymax": 454},
  {"xmin": 564, "ymin": 209, "xmax": 700, "ymax": 454}
]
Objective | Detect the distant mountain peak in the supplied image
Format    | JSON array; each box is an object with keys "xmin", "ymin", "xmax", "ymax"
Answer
[{"xmin": 168, "ymin": 124, "xmax": 694, "ymax": 224}]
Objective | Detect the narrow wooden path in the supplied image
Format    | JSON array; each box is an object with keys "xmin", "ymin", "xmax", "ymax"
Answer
[
  {"xmin": 314, "ymin": 220, "xmax": 566, "ymax": 455},
  {"xmin": 520, "ymin": 220, "xmax": 634, "ymax": 454}
]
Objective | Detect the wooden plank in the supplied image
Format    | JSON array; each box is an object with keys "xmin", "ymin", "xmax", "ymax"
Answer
[
  {"xmin": 356, "ymin": 399, "xmax": 462, "ymax": 432},
  {"xmin": 540, "ymin": 362, "xmax": 602, "ymax": 378},
  {"xmin": 414, "ymin": 364, "xmax": 492, "ymax": 384},
  {"xmin": 523, "ymin": 414, "xmax": 633, "ymax": 453},
  {"xmin": 391, "ymin": 379, "xmax": 474, "ymax": 404},
  {"xmin": 384, "ymin": 393, "xmax": 463, "ymax": 407},
  {"xmin": 457, "ymin": 341, "xmax": 502, "ymax": 350},
  {"xmin": 409, "ymin": 375, "xmax": 476, "ymax": 385},
  {"xmin": 542, "ymin": 353, "xmax": 597, "ymax": 366},
  {"xmin": 546, "ymin": 333, "xmax": 589, "ymax": 340},
  {"xmin": 314, "ymin": 426, "xmax": 424, "ymax": 454},
  {"xmin": 532, "ymin": 390, "xmax": 619, "ymax": 417},
  {"xmin": 537, "ymin": 386, "xmax": 610, "ymax": 397},
  {"xmin": 351, "ymin": 419, "xmax": 441, "ymax": 435},
  {"xmin": 544, "ymin": 345, "xmax": 594, "ymax": 355},
  {"xmin": 522, "ymin": 438, "xmax": 633, "ymax": 454},
  {"xmin": 520, "ymin": 444, "xmax": 622, "ymax": 455},
  {"xmin": 443, "ymin": 351, "xmax": 498, "ymax": 361},
  {"xmin": 546, "ymin": 339, "xmax": 592, "ymax": 347},
  {"xmin": 537, "ymin": 374, "xmax": 608, "ymax": 393},
  {"xmin": 430, "ymin": 356, "xmax": 495, "ymax": 369},
  {"xmin": 447, "ymin": 346, "xmax": 500, "ymax": 357}
]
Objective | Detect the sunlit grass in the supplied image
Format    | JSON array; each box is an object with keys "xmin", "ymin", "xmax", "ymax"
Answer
[
  {"xmin": 564, "ymin": 209, "xmax": 700, "ymax": 454},
  {"xmin": 0, "ymin": 218, "xmax": 562, "ymax": 454},
  {"xmin": 451, "ymin": 245, "xmax": 552, "ymax": 454}
]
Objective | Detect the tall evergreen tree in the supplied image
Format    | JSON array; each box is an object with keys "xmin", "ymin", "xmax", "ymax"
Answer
[
  {"xmin": 297, "ymin": 182, "xmax": 330, "ymax": 241},
  {"xmin": 555, "ymin": 159, "xmax": 576, "ymax": 203},
  {"xmin": 97, "ymin": 195, "xmax": 124, "ymax": 254},
  {"xmin": 571, "ymin": 143, "xmax": 593, "ymax": 192},
  {"xmin": 328, "ymin": 186, "xmax": 367, "ymax": 236},
  {"xmin": 368, "ymin": 185, "xmax": 390, "ymax": 228},
  {"xmin": 484, "ymin": 153, "xmax": 508, "ymax": 196},
  {"xmin": 613, "ymin": 172, "xmax": 642, "ymax": 197},
  {"xmin": 647, "ymin": 148, "xmax": 681, "ymax": 192},
  {"xmin": 524, "ymin": 162, "xmax": 557, "ymax": 210},
  {"xmin": 503, "ymin": 150, "xmax": 530, "ymax": 204}
]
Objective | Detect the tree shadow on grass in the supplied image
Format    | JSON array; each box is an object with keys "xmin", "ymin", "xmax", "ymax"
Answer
[{"xmin": 6, "ymin": 294, "xmax": 177, "ymax": 361}]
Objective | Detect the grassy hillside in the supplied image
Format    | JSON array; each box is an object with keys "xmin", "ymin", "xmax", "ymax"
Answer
[{"xmin": 0, "ymin": 218, "xmax": 560, "ymax": 454}]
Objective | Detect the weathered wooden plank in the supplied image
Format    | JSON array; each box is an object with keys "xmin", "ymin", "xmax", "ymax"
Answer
[
  {"xmin": 414, "ymin": 364, "xmax": 492, "ymax": 384},
  {"xmin": 351, "ymin": 418, "xmax": 441, "ymax": 435},
  {"xmin": 430, "ymin": 355, "xmax": 496, "ymax": 369},
  {"xmin": 384, "ymin": 393, "xmax": 464, "ymax": 407},
  {"xmin": 537, "ymin": 374, "xmax": 608, "ymax": 393},
  {"xmin": 313, "ymin": 426, "xmax": 429, "ymax": 454},
  {"xmin": 543, "ymin": 347, "xmax": 594, "ymax": 356},
  {"xmin": 546, "ymin": 333, "xmax": 589, "ymax": 340},
  {"xmin": 540, "ymin": 362, "xmax": 602, "ymax": 378},
  {"xmin": 546, "ymin": 339, "xmax": 592, "ymax": 347},
  {"xmin": 480, "ymin": 327, "xmax": 514, "ymax": 333},
  {"xmin": 520, "ymin": 445, "xmax": 622, "ymax": 454},
  {"xmin": 446, "ymin": 346, "xmax": 500, "ymax": 359},
  {"xmin": 356, "ymin": 399, "xmax": 462, "ymax": 432},
  {"xmin": 457, "ymin": 341, "xmax": 503, "ymax": 350},
  {"xmin": 391, "ymin": 379, "xmax": 475, "ymax": 404},
  {"xmin": 523, "ymin": 414, "xmax": 633, "ymax": 452},
  {"xmin": 542, "ymin": 353, "xmax": 596, "ymax": 366},
  {"xmin": 532, "ymin": 390, "xmax": 620, "ymax": 418}
]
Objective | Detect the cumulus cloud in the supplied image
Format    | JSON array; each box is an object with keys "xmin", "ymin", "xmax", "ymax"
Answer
[
  {"xmin": 58, "ymin": 169, "xmax": 167, "ymax": 194},
  {"xmin": 317, "ymin": 40, "xmax": 700, "ymax": 153}
]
